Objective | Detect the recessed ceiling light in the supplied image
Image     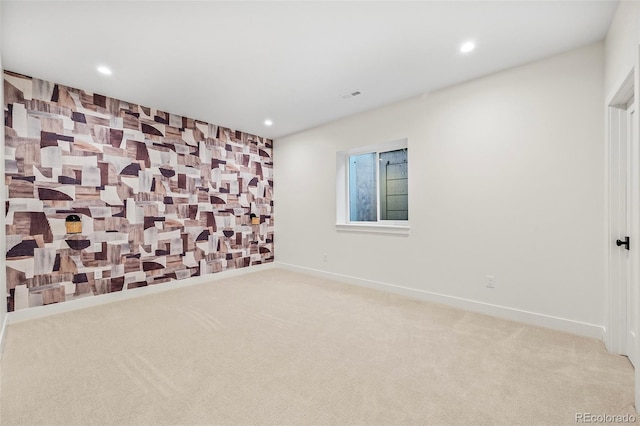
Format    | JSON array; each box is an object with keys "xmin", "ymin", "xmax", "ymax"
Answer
[
  {"xmin": 97, "ymin": 66, "xmax": 112, "ymax": 75},
  {"xmin": 264, "ymin": 119, "xmax": 273, "ymax": 126},
  {"xmin": 459, "ymin": 41, "xmax": 476, "ymax": 54}
]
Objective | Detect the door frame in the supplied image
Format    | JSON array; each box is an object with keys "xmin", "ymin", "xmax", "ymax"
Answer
[
  {"xmin": 605, "ymin": 64, "xmax": 639, "ymax": 409},
  {"xmin": 606, "ymin": 69, "xmax": 634, "ymax": 356},
  {"xmin": 627, "ymin": 101, "xmax": 638, "ymax": 369}
]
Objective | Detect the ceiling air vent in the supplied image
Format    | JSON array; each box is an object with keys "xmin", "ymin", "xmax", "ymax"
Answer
[{"xmin": 340, "ymin": 90, "xmax": 362, "ymax": 99}]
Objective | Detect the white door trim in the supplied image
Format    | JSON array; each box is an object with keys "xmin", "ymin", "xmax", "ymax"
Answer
[
  {"xmin": 626, "ymin": 101, "xmax": 637, "ymax": 368},
  {"xmin": 605, "ymin": 63, "xmax": 640, "ymax": 410},
  {"xmin": 605, "ymin": 69, "xmax": 634, "ymax": 355}
]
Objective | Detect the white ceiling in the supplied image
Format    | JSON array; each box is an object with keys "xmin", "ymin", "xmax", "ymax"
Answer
[{"xmin": 1, "ymin": 1, "xmax": 619, "ymax": 140}]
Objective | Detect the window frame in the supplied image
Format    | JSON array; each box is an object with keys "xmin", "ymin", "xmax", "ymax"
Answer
[{"xmin": 336, "ymin": 138, "xmax": 410, "ymax": 235}]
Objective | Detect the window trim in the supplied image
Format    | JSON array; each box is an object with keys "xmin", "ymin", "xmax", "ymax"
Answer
[{"xmin": 336, "ymin": 138, "xmax": 410, "ymax": 235}]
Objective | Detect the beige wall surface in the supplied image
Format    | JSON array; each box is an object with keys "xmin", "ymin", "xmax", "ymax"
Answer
[
  {"xmin": 275, "ymin": 43, "xmax": 605, "ymax": 334},
  {"xmin": 605, "ymin": 0, "xmax": 639, "ymax": 100}
]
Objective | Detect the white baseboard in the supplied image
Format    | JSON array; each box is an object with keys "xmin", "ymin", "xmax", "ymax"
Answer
[
  {"xmin": 276, "ymin": 262, "xmax": 605, "ymax": 341},
  {"xmin": 3, "ymin": 261, "xmax": 605, "ymax": 348},
  {"xmin": 6, "ymin": 262, "xmax": 276, "ymax": 325}
]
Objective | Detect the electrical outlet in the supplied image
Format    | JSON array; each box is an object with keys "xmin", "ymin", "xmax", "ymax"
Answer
[
  {"xmin": 323, "ymin": 253, "xmax": 328, "ymax": 262},
  {"xmin": 486, "ymin": 275, "xmax": 495, "ymax": 289}
]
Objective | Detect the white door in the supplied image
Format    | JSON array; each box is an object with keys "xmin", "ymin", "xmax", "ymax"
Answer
[{"xmin": 609, "ymin": 100, "xmax": 637, "ymax": 367}]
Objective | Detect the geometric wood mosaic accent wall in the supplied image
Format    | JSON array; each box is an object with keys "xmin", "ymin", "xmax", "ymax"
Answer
[{"xmin": 3, "ymin": 71, "xmax": 274, "ymax": 312}]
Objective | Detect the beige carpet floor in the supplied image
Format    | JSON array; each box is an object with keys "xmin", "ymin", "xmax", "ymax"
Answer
[{"xmin": 0, "ymin": 268, "xmax": 636, "ymax": 425}]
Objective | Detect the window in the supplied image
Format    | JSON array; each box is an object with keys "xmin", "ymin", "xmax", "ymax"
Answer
[{"xmin": 336, "ymin": 139, "xmax": 409, "ymax": 234}]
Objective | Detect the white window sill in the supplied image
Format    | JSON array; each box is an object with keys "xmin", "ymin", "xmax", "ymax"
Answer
[{"xmin": 335, "ymin": 223, "xmax": 410, "ymax": 236}]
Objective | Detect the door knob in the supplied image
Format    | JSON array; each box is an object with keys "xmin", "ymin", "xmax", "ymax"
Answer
[{"xmin": 616, "ymin": 236, "xmax": 630, "ymax": 250}]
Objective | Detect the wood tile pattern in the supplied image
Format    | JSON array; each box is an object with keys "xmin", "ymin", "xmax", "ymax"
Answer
[{"xmin": 4, "ymin": 71, "xmax": 274, "ymax": 311}]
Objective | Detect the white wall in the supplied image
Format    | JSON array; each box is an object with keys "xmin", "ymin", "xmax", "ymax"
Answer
[
  {"xmin": 274, "ymin": 42, "xmax": 605, "ymax": 337},
  {"xmin": 605, "ymin": 0, "xmax": 639, "ymax": 100}
]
